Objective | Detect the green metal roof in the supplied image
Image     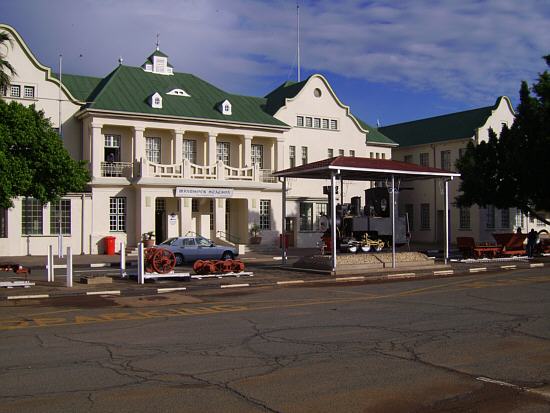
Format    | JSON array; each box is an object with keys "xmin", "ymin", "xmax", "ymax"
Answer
[
  {"xmin": 378, "ymin": 98, "xmax": 506, "ymax": 147},
  {"xmin": 263, "ymin": 79, "xmax": 309, "ymax": 115},
  {"xmin": 355, "ymin": 117, "xmax": 397, "ymax": 146},
  {"xmin": 52, "ymin": 73, "xmax": 102, "ymax": 102},
  {"xmin": 63, "ymin": 65, "xmax": 288, "ymax": 127}
]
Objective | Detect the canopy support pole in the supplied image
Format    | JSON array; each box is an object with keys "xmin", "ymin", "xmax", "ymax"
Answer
[
  {"xmin": 444, "ymin": 178, "xmax": 450, "ymax": 265},
  {"xmin": 331, "ymin": 171, "xmax": 337, "ymax": 273},
  {"xmin": 282, "ymin": 177, "xmax": 287, "ymax": 265},
  {"xmin": 391, "ymin": 174, "xmax": 396, "ymax": 268}
]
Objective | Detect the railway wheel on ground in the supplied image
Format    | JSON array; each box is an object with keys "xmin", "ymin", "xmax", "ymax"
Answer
[
  {"xmin": 152, "ymin": 249, "xmax": 176, "ymax": 274},
  {"xmin": 144, "ymin": 247, "xmax": 157, "ymax": 273}
]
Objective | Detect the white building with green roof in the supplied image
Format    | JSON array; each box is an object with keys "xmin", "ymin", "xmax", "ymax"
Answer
[
  {"xmin": 380, "ymin": 98, "xmax": 548, "ymax": 244},
  {"xmin": 0, "ymin": 23, "xmax": 396, "ymax": 256}
]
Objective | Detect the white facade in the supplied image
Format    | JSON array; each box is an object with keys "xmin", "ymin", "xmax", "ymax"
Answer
[{"xmin": 0, "ymin": 24, "xmax": 393, "ymax": 256}]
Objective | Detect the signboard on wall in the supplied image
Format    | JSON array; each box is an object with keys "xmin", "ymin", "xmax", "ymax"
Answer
[{"xmin": 175, "ymin": 187, "xmax": 234, "ymax": 198}]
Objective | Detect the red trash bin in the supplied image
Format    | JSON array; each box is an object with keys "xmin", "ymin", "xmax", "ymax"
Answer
[{"xmin": 104, "ymin": 236, "xmax": 116, "ymax": 255}]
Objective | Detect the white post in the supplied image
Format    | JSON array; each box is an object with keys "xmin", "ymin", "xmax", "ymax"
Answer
[
  {"xmin": 391, "ymin": 175, "xmax": 396, "ymax": 269},
  {"xmin": 138, "ymin": 242, "xmax": 144, "ymax": 284},
  {"xmin": 120, "ymin": 241, "xmax": 127, "ymax": 278},
  {"xmin": 66, "ymin": 246, "xmax": 73, "ymax": 288},
  {"xmin": 47, "ymin": 245, "xmax": 54, "ymax": 282},
  {"xmin": 444, "ymin": 179, "xmax": 450, "ymax": 265},
  {"xmin": 58, "ymin": 234, "xmax": 63, "ymax": 258},
  {"xmin": 331, "ymin": 171, "xmax": 337, "ymax": 273},
  {"xmin": 282, "ymin": 177, "xmax": 287, "ymax": 265}
]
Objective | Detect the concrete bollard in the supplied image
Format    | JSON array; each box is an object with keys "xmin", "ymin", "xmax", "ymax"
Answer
[
  {"xmin": 138, "ymin": 242, "xmax": 144, "ymax": 284},
  {"xmin": 120, "ymin": 241, "xmax": 127, "ymax": 278},
  {"xmin": 66, "ymin": 246, "xmax": 73, "ymax": 288}
]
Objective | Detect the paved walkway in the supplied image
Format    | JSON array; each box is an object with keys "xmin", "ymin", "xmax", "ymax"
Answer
[{"xmin": 1, "ymin": 247, "xmax": 547, "ymax": 301}]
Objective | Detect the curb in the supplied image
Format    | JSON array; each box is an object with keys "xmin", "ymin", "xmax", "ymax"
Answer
[{"xmin": 0, "ymin": 262, "xmax": 545, "ymax": 302}]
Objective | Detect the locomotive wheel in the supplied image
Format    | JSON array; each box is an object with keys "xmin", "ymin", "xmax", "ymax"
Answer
[
  {"xmin": 361, "ymin": 245, "xmax": 371, "ymax": 253},
  {"xmin": 193, "ymin": 260, "xmax": 205, "ymax": 274},
  {"xmin": 152, "ymin": 249, "xmax": 176, "ymax": 274},
  {"xmin": 232, "ymin": 260, "xmax": 245, "ymax": 273},
  {"xmin": 221, "ymin": 259, "xmax": 234, "ymax": 273},
  {"xmin": 144, "ymin": 247, "xmax": 157, "ymax": 273},
  {"xmin": 376, "ymin": 242, "xmax": 385, "ymax": 252}
]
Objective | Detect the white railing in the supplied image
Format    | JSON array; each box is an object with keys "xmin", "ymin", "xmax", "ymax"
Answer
[
  {"xmin": 139, "ymin": 158, "xmax": 278, "ymax": 184},
  {"xmin": 101, "ymin": 162, "xmax": 133, "ymax": 178}
]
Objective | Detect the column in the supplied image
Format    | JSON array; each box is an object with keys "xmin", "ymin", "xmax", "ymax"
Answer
[
  {"xmin": 173, "ymin": 129, "xmax": 184, "ymax": 165},
  {"xmin": 243, "ymin": 135, "xmax": 252, "ymax": 167},
  {"xmin": 133, "ymin": 127, "xmax": 145, "ymax": 162},
  {"xmin": 215, "ymin": 198, "xmax": 226, "ymax": 239},
  {"xmin": 208, "ymin": 133, "xmax": 217, "ymax": 165},
  {"xmin": 179, "ymin": 198, "xmax": 193, "ymax": 236},
  {"xmin": 91, "ymin": 122, "xmax": 103, "ymax": 178},
  {"xmin": 276, "ymin": 138, "xmax": 285, "ymax": 171}
]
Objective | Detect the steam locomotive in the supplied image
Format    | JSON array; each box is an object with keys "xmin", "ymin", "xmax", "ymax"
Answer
[{"xmin": 321, "ymin": 187, "xmax": 409, "ymax": 253}]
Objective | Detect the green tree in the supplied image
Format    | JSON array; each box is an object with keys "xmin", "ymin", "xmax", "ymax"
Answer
[
  {"xmin": 0, "ymin": 100, "xmax": 90, "ymax": 209},
  {"xmin": 456, "ymin": 55, "xmax": 550, "ymax": 225},
  {"xmin": 0, "ymin": 31, "xmax": 16, "ymax": 92}
]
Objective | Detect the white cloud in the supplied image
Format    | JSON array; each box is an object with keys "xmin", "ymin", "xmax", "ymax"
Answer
[{"xmin": 3, "ymin": 0, "xmax": 549, "ymax": 103}]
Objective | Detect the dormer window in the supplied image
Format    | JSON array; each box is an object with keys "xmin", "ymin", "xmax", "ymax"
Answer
[
  {"xmin": 218, "ymin": 99, "xmax": 232, "ymax": 115},
  {"xmin": 167, "ymin": 88, "xmax": 190, "ymax": 97},
  {"xmin": 149, "ymin": 92, "xmax": 163, "ymax": 108}
]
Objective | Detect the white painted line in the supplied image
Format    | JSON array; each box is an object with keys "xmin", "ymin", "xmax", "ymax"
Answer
[
  {"xmin": 500, "ymin": 265, "xmax": 517, "ymax": 270},
  {"xmin": 476, "ymin": 376, "xmax": 519, "ymax": 389},
  {"xmin": 273, "ymin": 257, "xmax": 282, "ymax": 260},
  {"xmin": 277, "ymin": 280, "xmax": 305, "ymax": 285},
  {"xmin": 90, "ymin": 263, "xmax": 110, "ymax": 268},
  {"xmin": 335, "ymin": 276, "xmax": 366, "ymax": 282},
  {"xmin": 220, "ymin": 283, "xmax": 250, "ymax": 289},
  {"xmin": 387, "ymin": 273, "xmax": 416, "ymax": 278},
  {"xmin": 86, "ymin": 290, "xmax": 121, "ymax": 296},
  {"xmin": 469, "ymin": 267, "xmax": 487, "ymax": 273},
  {"xmin": 53, "ymin": 264, "xmax": 67, "ymax": 269},
  {"xmin": 157, "ymin": 287, "xmax": 187, "ymax": 293},
  {"xmin": 530, "ymin": 263, "xmax": 544, "ymax": 268},
  {"xmin": 434, "ymin": 270, "xmax": 454, "ymax": 276},
  {"xmin": 7, "ymin": 294, "xmax": 49, "ymax": 300}
]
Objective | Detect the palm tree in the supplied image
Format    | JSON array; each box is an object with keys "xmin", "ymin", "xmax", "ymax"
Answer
[{"xmin": 0, "ymin": 31, "xmax": 16, "ymax": 93}]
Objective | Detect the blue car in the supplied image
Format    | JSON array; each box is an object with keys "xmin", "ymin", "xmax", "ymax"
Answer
[{"xmin": 157, "ymin": 236, "xmax": 238, "ymax": 266}]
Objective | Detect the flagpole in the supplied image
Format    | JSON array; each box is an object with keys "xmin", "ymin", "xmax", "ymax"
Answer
[{"xmin": 297, "ymin": 2, "xmax": 300, "ymax": 82}]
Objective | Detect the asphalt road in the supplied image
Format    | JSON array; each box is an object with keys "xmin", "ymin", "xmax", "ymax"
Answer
[{"xmin": 1, "ymin": 268, "xmax": 549, "ymax": 412}]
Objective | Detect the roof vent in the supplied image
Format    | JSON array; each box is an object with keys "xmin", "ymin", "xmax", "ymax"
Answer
[{"xmin": 167, "ymin": 88, "xmax": 190, "ymax": 97}]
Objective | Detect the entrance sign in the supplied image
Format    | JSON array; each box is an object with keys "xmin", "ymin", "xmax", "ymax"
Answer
[{"xmin": 175, "ymin": 187, "xmax": 234, "ymax": 198}]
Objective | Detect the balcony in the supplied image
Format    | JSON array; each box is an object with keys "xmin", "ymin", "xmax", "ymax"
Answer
[
  {"xmin": 100, "ymin": 162, "xmax": 133, "ymax": 178},
  {"xmin": 138, "ymin": 159, "xmax": 277, "ymax": 183}
]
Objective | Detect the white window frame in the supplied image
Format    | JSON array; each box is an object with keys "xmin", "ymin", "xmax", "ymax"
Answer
[
  {"xmin": 110, "ymin": 197, "xmax": 126, "ymax": 232},
  {"xmin": 420, "ymin": 203, "xmax": 430, "ymax": 230},
  {"xmin": 330, "ymin": 119, "xmax": 338, "ymax": 130},
  {"xmin": 50, "ymin": 199, "xmax": 71, "ymax": 235},
  {"xmin": 301, "ymin": 146, "xmax": 308, "ymax": 165},
  {"xmin": 146, "ymin": 137, "xmax": 161, "ymax": 163},
  {"xmin": 289, "ymin": 145, "xmax": 296, "ymax": 168},
  {"xmin": 24, "ymin": 85, "xmax": 35, "ymax": 98},
  {"xmin": 10, "ymin": 84, "xmax": 20, "ymax": 97},
  {"xmin": 217, "ymin": 142, "xmax": 230, "ymax": 164},
  {"xmin": 259, "ymin": 200, "xmax": 271, "ymax": 230},
  {"xmin": 459, "ymin": 207, "xmax": 471, "ymax": 230},
  {"xmin": 251, "ymin": 144, "xmax": 264, "ymax": 168},
  {"xmin": 297, "ymin": 116, "xmax": 304, "ymax": 127},
  {"xmin": 22, "ymin": 197, "xmax": 43, "ymax": 235},
  {"xmin": 328, "ymin": 148, "xmax": 333, "ymax": 158},
  {"xmin": 441, "ymin": 150, "xmax": 451, "ymax": 171},
  {"xmin": 182, "ymin": 139, "xmax": 197, "ymax": 164},
  {"xmin": 420, "ymin": 152, "xmax": 430, "ymax": 167}
]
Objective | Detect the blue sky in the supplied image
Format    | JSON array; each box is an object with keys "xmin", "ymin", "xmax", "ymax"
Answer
[{"xmin": 3, "ymin": 0, "xmax": 549, "ymax": 125}]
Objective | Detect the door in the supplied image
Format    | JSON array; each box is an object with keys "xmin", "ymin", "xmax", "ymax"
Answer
[{"xmin": 285, "ymin": 217, "xmax": 295, "ymax": 247}]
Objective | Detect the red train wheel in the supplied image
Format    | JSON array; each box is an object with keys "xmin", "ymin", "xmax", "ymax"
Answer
[
  {"xmin": 144, "ymin": 247, "xmax": 156, "ymax": 273},
  {"xmin": 232, "ymin": 260, "xmax": 245, "ymax": 273},
  {"xmin": 203, "ymin": 261, "xmax": 217, "ymax": 274},
  {"xmin": 193, "ymin": 260, "xmax": 205, "ymax": 274},
  {"xmin": 152, "ymin": 249, "xmax": 175, "ymax": 274},
  {"xmin": 221, "ymin": 259, "xmax": 233, "ymax": 273}
]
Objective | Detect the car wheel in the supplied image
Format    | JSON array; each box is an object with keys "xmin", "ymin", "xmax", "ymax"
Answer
[
  {"xmin": 221, "ymin": 251, "xmax": 234, "ymax": 260},
  {"xmin": 174, "ymin": 253, "xmax": 184, "ymax": 266}
]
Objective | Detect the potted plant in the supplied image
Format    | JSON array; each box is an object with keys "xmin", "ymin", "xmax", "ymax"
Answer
[
  {"xmin": 142, "ymin": 231, "xmax": 155, "ymax": 248},
  {"xmin": 249, "ymin": 223, "xmax": 262, "ymax": 245}
]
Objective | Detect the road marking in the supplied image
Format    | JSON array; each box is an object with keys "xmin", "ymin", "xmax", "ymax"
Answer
[
  {"xmin": 469, "ymin": 267, "xmax": 487, "ymax": 273},
  {"xmin": 335, "ymin": 276, "xmax": 366, "ymax": 282},
  {"xmin": 476, "ymin": 376, "xmax": 519, "ymax": 389},
  {"xmin": 220, "ymin": 283, "xmax": 250, "ymax": 289},
  {"xmin": 85, "ymin": 290, "xmax": 121, "ymax": 296},
  {"xmin": 434, "ymin": 270, "xmax": 454, "ymax": 276},
  {"xmin": 277, "ymin": 280, "xmax": 305, "ymax": 285},
  {"xmin": 157, "ymin": 287, "xmax": 187, "ymax": 293},
  {"xmin": 7, "ymin": 294, "xmax": 49, "ymax": 300},
  {"xmin": 90, "ymin": 263, "xmax": 111, "ymax": 268},
  {"xmin": 500, "ymin": 265, "xmax": 517, "ymax": 270},
  {"xmin": 530, "ymin": 263, "xmax": 544, "ymax": 268},
  {"xmin": 387, "ymin": 273, "xmax": 416, "ymax": 278}
]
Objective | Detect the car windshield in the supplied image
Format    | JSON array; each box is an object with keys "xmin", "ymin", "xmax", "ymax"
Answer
[
  {"xmin": 159, "ymin": 238, "xmax": 178, "ymax": 246},
  {"xmin": 196, "ymin": 236, "xmax": 212, "ymax": 247}
]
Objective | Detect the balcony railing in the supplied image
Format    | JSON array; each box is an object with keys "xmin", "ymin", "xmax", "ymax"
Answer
[
  {"xmin": 101, "ymin": 162, "xmax": 133, "ymax": 178},
  {"xmin": 138, "ymin": 158, "xmax": 277, "ymax": 183}
]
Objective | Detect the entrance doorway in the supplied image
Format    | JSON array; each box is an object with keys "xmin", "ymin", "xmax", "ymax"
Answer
[
  {"xmin": 155, "ymin": 199, "xmax": 166, "ymax": 244},
  {"xmin": 285, "ymin": 217, "xmax": 296, "ymax": 247}
]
